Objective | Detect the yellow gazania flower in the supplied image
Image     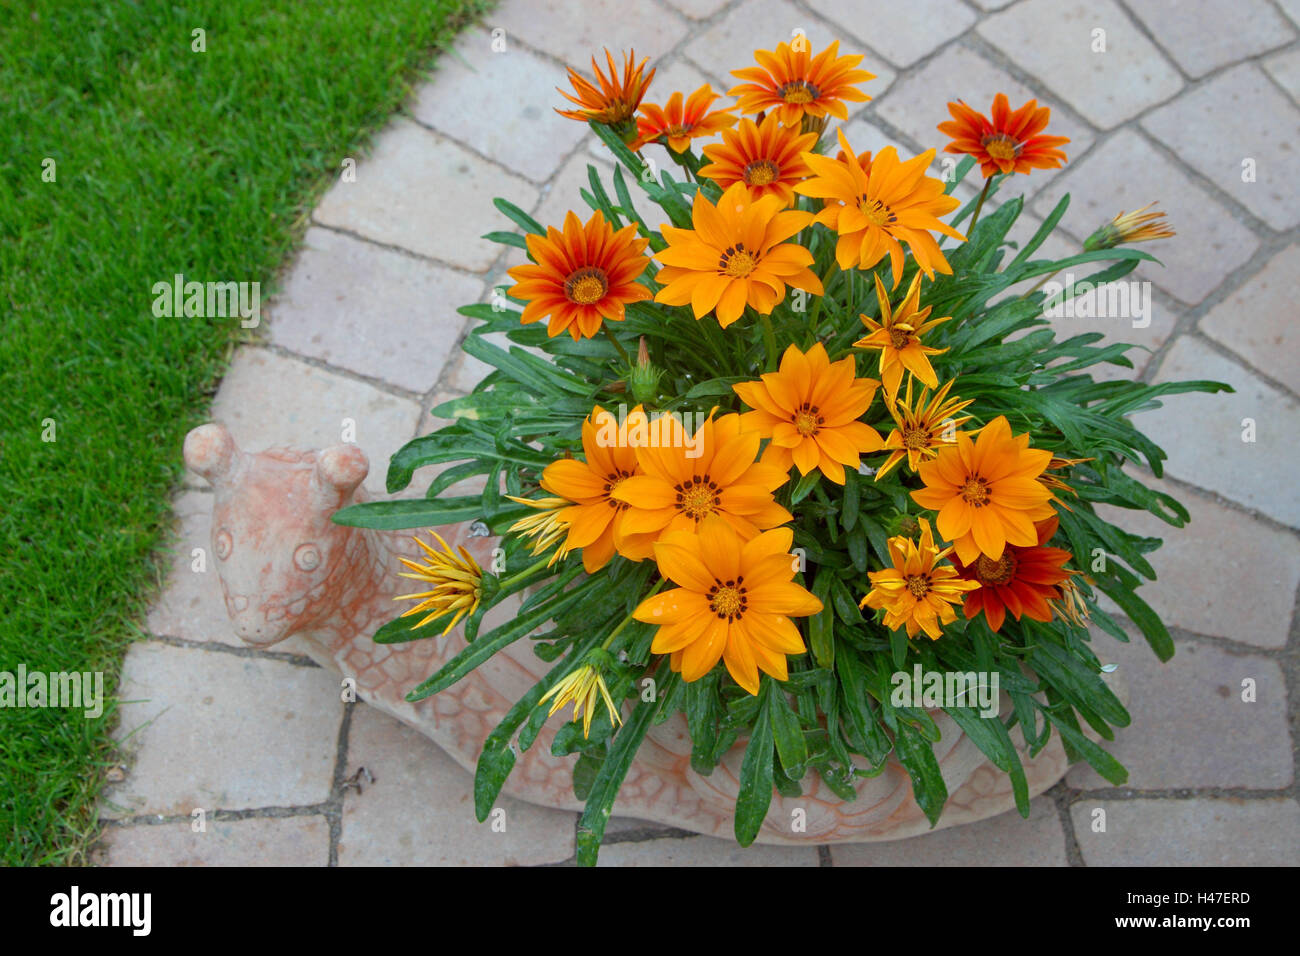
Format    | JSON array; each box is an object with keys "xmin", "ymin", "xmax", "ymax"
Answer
[
  {"xmin": 794, "ymin": 129, "xmax": 964, "ymax": 287},
  {"xmin": 910, "ymin": 416, "xmax": 1056, "ymax": 565},
  {"xmin": 556, "ymin": 48, "xmax": 656, "ymax": 133},
  {"xmin": 634, "ymin": 84, "xmax": 737, "ymax": 153},
  {"xmin": 1084, "ymin": 202, "xmax": 1176, "ymax": 251},
  {"xmin": 634, "ymin": 515, "xmax": 822, "ymax": 694},
  {"xmin": 395, "ymin": 531, "xmax": 484, "ymax": 635},
  {"xmin": 539, "ymin": 405, "xmax": 658, "ymax": 573},
  {"xmin": 732, "ymin": 342, "xmax": 883, "ymax": 485},
  {"xmin": 874, "ymin": 377, "xmax": 976, "ymax": 481},
  {"xmin": 855, "ymin": 272, "xmax": 952, "ymax": 400},
  {"xmin": 860, "ymin": 518, "xmax": 979, "ymax": 640},
  {"xmin": 505, "ymin": 495, "xmax": 574, "ymax": 565},
  {"xmin": 654, "ymin": 182, "xmax": 822, "ymax": 328},
  {"xmin": 611, "ymin": 412, "xmax": 792, "ymax": 541},
  {"xmin": 698, "ymin": 113, "xmax": 818, "ymax": 207},
  {"xmin": 728, "ymin": 39, "xmax": 874, "ymax": 129},
  {"xmin": 538, "ymin": 663, "xmax": 622, "ymax": 738}
]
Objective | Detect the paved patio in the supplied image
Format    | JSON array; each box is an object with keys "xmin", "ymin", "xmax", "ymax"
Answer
[{"xmin": 96, "ymin": 0, "xmax": 1299, "ymax": 865}]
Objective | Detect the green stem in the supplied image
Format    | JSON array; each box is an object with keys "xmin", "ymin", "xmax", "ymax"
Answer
[
  {"xmin": 758, "ymin": 310, "xmax": 779, "ymax": 371},
  {"xmin": 968, "ymin": 176, "xmax": 993, "ymax": 233},
  {"xmin": 805, "ymin": 262, "xmax": 836, "ymax": 344},
  {"xmin": 603, "ymin": 325, "xmax": 631, "ymax": 365},
  {"xmin": 496, "ymin": 555, "xmax": 553, "ymax": 591},
  {"xmin": 601, "ymin": 578, "xmax": 665, "ymax": 651}
]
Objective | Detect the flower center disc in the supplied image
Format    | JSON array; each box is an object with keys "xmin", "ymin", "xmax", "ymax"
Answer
[
  {"xmin": 975, "ymin": 551, "xmax": 1017, "ymax": 585},
  {"xmin": 708, "ymin": 582, "xmax": 747, "ymax": 620},
  {"xmin": 888, "ymin": 327, "xmax": 913, "ymax": 349},
  {"xmin": 905, "ymin": 574, "xmax": 931, "ymax": 598},
  {"xmin": 902, "ymin": 426, "xmax": 930, "ymax": 451},
  {"xmin": 961, "ymin": 476, "xmax": 990, "ymax": 507},
  {"xmin": 665, "ymin": 124, "xmax": 691, "ymax": 139},
  {"xmin": 858, "ymin": 196, "xmax": 896, "ymax": 227},
  {"xmin": 793, "ymin": 403, "xmax": 823, "ymax": 437},
  {"xmin": 603, "ymin": 470, "xmax": 632, "ymax": 510},
  {"xmin": 675, "ymin": 475, "xmax": 720, "ymax": 519},
  {"xmin": 743, "ymin": 158, "xmax": 781, "ymax": 186},
  {"xmin": 778, "ymin": 79, "xmax": 819, "ymax": 104},
  {"xmin": 981, "ymin": 133, "xmax": 1020, "ymax": 162},
  {"xmin": 719, "ymin": 243, "xmax": 758, "ymax": 278},
  {"xmin": 564, "ymin": 267, "xmax": 609, "ymax": 305}
]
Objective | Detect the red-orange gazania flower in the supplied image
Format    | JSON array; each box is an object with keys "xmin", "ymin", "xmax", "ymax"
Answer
[
  {"xmin": 634, "ymin": 85, "xmax": 737, "ymax": 153},
  {"xmin": 910, "ymin": 416, "xmax": 1056, "ymax": 565},
  {"xmin": 728, "ymin": 39, "xmax": 874, "ymax": 128},
  {"xmin": 795, "ymin": 129, "xmax": 964, "ymax": 286},
  {"xmin": 699, "ymin": 113, "xmax": 817, "ymax": 206},
  {"xmin": 633, "ymin": 515, "xmax": 821, "ymax": 694},
  {"xmin": 733, "ymin": 342, "xmax": 883, "ymax": 485},
  {"xmin": 611, "ymin": 412, "xmax": 792, "ymax": 540},
  {"xmin": 937, "ymin": 93, "xmax": 1070, "ymax": 179},
  {"xmin": 556, "ymin": 48, "xmax": 656, "ymax": 132},
  {"xmin": 953, "ymin": 516, "xmax": 1073, "ymax": 633},
  {"xmin": 506, "ymin": 210, "xmax": 652, "ymax": 340},
  {"xmin": 654, "ymin": 182, "xmax": 822, "ymax": 328},
  {"xmin": 539, "ymin": 405, "xmax": 658, "ymax": 572}
]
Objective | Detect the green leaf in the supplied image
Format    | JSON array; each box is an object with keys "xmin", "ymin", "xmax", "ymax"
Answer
[
  {"xmin": 734, "ymin": 681, "xmax": 776, "ymax": 846},
  {"xmin": 893, "ymin": 722, "xmax": 948, "ymax": 826},
  {"xmin": 332, "ymin": 495, "xmax": 488, "ymax": 530},
  {"xmin": 809, "ymin": 569, "xmax": 836, "ymax": 669},
  {"xmin": 493, "ymin": 196, "xmax": 544, "ymax": 236},
  {"xmin": 769, "ymin": 686, "xmax": 808, "ymax": 780}
]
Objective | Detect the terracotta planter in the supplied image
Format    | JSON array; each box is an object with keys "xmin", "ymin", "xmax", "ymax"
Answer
[{"xmin": 184, "ymin": 423, "xmax": 1099, "ymax": 844}]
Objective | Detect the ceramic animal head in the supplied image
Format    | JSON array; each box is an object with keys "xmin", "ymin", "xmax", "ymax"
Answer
[{"xmin": 183, "ymin": 423, "xmax": 371, "ymax": 646}]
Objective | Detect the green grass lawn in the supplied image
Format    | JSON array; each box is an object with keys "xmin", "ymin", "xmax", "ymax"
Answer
[{"xmin": 0, "ymin": 0, "xmax": 489, "ymax": 864}]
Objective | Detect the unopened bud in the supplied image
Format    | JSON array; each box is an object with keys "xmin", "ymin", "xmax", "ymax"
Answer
[{"xmin": 628, "ymin": 336, "xmax": 662, "ymax": 404}]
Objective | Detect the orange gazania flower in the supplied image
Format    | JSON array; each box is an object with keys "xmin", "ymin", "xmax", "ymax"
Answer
[
  {"xmin": 506, "ymin": 210, "xmax": 652, "ymax": 340},
  {"xmin": 874, "ymin": 377, "xmax": 975, "ymax": 481},
  {"xmin": 611, "ymin": 412, "xmax": 792, "ymax": 540},
  {"xmin": 854, "ymin": 272, "xmax": 951, "ymax": 400},
  {"xmin": 698, "ymin": 113, "xmax": 817, "ymax": 206},
  {"xmin": 952, "ymin": 516, "xmax": 1073, "ymax": 633},
  {"xmin": 653, "ymin": 182, "xmax": 822, "ymax": 328},
  {"xmin": 859, "ymin": 518, "xmax": 978, "ymax": 641},
  {"xmin": 728, "ymin": 39, "xmax": 874, "ymax": 128},
  {"xmin": 733, "ymin": 342, "xmax": 883, "ymax": 485},
  {"xmin": 633, "ymin": 515, "xmax": 821, "ymax": 694},
  {"xmin": 795, "ymin": 129, "xmax": 964, "ymax": 286},
  {"xmin": 937, "ymin": 93, "xmax": 1070, "ymax": 179},
  {"xmin": 910, "ymin": 416, "xmax": 1056, "ymax": 566},
  {"xmin": 539, "ymin": 405, "xmax": 658, "ymax": 572},
  {"xmin": 556, "ymin": 48, "xmax": 656, "ymax": 133},
  {"xmin": 634, "ymin": 85, "xmax": 737, "ymax": 153}
]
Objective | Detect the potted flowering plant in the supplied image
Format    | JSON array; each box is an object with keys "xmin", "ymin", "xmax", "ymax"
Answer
[{"xmin": 337, "ymin": 41, "xmax": 1225, "ymax": 864}]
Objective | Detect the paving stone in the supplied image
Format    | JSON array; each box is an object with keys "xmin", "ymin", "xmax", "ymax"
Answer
[
  {"xmin": 1099, "ymin": 488, "xmax": 1300, "ymax": 649},
  {"xmin": 874, "ymin": 44, "xmax": 1095, "ymax": 201},
  {"xmin": 969, "ymin": 0, "xmax": 1016, "ymax": 8},
  {"xmin": 683, "ymin": 0, "xmax": 896, "ymax": 99},
  {"xmin": 489, "ymin": 0, "xmax": 690, "ymax": 64},
  {"xmin": 314, "ymin": 117, "xmax": 538, "ymax": 272},
  {"xmin": 267, "ymin": 227, "xmax": 476, "ymax": 394},
  {"xmin": 1200, "ymin": 244, "xmax": 1300, "ymax": 396},
  {"xmin": 1126, "ymin": 0, "xmax": 1295, "ymax": 77},
  {"xmin": 1031, "ymin": 129, "xmax": 1259, "ymax": 305},
  {"xmin": 830, "ymin": 797, "xmax": 1067, "ymax": 865},
  {"xmin": 1064, "ymin": 633, "xmax": 1292, "ymax": 789},
  {"xmin": 978, "ymin": 0, "xmax": 1183, "ymax": 129},
  {"xmin": 1071, "ymin": 798, "xmax": 1300, "ymax": 865},
  {"xmin": 1280, "ymin": 0, "xmax": 1300, "ymax": 26},
  {"xmin": 1143, "ymin": 64, "xmax": 1300, "ymax": 231},
  {"xmin": 596, "ymin": 834, "xmax": 821, "ymax": 866},
  {"xmin": 96, "ymin": 815, "xmax": 329, "ymax": 866},
  {"xmin": 807, "ymin": 0, "xmax": 976, "ymax": 68},
  {"xmin": 103, "ymin": 643, "xmax": 342, "ymax": 818},
  {"xmin": 206, "ymin": 347, "xmax": 421, "ymax": 496},
  {"xmin": 337, "ymin": 703, "xmax": 576, "ymax": 865},
  {"xmin": 661, "ymin": 0, "xmax": 731, "ymax": 19},
  {"xmin": 1263, "ymin": 46, "xmax": 1300, "ymax": 102},
  {"xmin": 411, "ymin": 31, "xmax": 588, "ymax": 183},
  {"xmin": 1140, "ymin": 335, "xmax": 1300, "ymax": 528}
]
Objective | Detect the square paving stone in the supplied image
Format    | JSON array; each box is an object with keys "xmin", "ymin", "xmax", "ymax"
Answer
[
  {"xmin": 411, "ymin": 30, "xmax": 588, "ymax": 183},
  {"xmin": 1199, "ymin": 243, "xmax": 1300, "ymax": 397},
  {"xmin": 268, "ymin": 227, "xmax": 478, "ymax": 394},
  {"xmin": 830, "ymin": 797, "xmax": 1067, "ymax": 865},
  {"xmin": 1139, "ymin": 335, "xmax": 1300, "ymax": 529},
  {"xmin": 1071, "ymin": 797, "xmax": 1300, "ymax": 865},
  {"xmin": 1064, "ymin": 633, "xmax": 1292, "ymax": 790},
  {"xmin": 1125, "ymin": 0, "xmax": 1295, "ymax": 78},
  {"xmin": 337, "ymin": 703, "xmax": 576, "ymax": 866},
  {"xmin": 806, "ymin": 0, "xmax": 976, "ymax": 68},
  {"xmin": 1031, "ymin": 129, "xmax": 1258, "ymax": 305},
  {"xmin": 1263, "ymin": 47, "xmax": 1300, "ymax": 101},
  {"xmin": 978, "ymin": 0, "xmax": 1183, "ymax": 129},
  {"xmin": 103, "ymin": 643, "xmax": 342, "ymax": 818},
  {"xmin": 313, "ymin": 117, "xmax": 539, "ymax": 272},
  {"xmin": 95, "ymin": 815, "xmax": 329, "ymax": 866},
  {"xmin": 489, "ymin": 0, "xmax": 689, "ymax": 64},
  {"xmin": 1142, "ymin": 64, "xmax": 1300, "ymax": 231}
]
